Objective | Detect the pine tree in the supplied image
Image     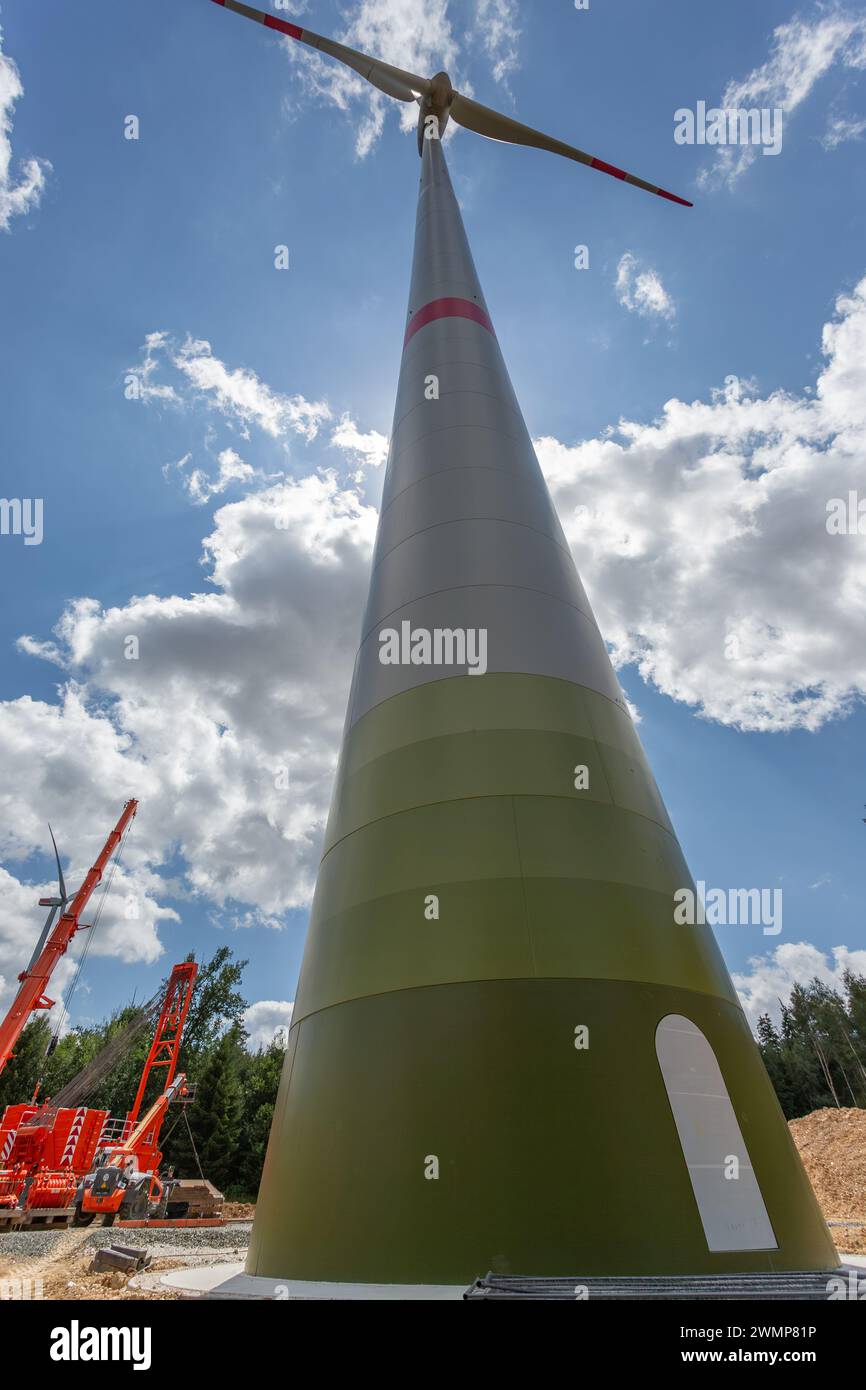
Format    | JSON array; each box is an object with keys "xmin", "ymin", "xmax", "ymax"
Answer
[
  {"xmin": 233, "ymin": 1035, "xmax": 286, "ymax": 1198},
  {"xmin": 179, "ymin": 1025, "xmax": 244, "ymax": 1193},
  {"xmin": 755, "ymin": 971, "xmax": 866, "ymax": 1119}
]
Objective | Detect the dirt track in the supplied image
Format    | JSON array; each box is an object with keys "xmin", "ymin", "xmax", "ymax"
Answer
[{"xmin": 0, "ymin": 1226, "xmax": 180, "ymax": 1302}]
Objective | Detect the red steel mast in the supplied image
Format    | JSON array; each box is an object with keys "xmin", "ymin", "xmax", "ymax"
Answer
[
  {"xmin": 0, "ymin": 799, "xmax": 138, "ymax": 1078},
  {"xmin": 127, "ymin": 959, "xmax": 197, "ymax": 1127}
]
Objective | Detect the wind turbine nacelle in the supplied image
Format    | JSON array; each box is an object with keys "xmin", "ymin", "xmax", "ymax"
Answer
[{"xmin": 416, "ymin": 70, "xmax": 454, "ymax": 153}]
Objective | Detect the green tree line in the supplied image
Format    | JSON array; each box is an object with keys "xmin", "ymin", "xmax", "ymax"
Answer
[
  {"xmin": 0, "ymin": 947, "xmax": 287, "ymax": 1201},
  {"xmin": 756, "ymin": 970, "xmax": 866, "ymax": 1118}
]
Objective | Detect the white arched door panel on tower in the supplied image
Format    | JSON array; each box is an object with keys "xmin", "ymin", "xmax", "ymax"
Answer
[{"xmin": 656, "ymin": 1014, "xmax": 777, "ymax": 1253}]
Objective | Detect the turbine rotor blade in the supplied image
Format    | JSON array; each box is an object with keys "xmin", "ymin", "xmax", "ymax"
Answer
[
  {"xmin": 449, "ymin": 92, "xmax": 692, "ymax": 207},
  {"xmin": 27, "ymin": 905, "xmax": 60, "ymax": 974},
  {"xmin": 48, "ymin": 823, "xmax": 67, "ymax": 902},
  {"xmin": 210, "ymin": 0, "xmax": 430, "ymax": 103}
]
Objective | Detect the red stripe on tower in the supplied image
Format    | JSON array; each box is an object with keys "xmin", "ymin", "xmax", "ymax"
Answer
[{"xmin": 404, "ymin": 297, "xmax": 495, "ymax": 347}]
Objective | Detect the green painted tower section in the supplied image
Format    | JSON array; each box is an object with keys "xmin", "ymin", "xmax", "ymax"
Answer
[{"xmin": 248, "ymin": 139, "xmax": 837, "ymax": 1285}]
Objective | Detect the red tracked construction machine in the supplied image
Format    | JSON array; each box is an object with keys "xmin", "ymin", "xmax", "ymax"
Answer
[{"xmin": 0, "ymin": 803, "xmax": 223, "ymax": 1229}]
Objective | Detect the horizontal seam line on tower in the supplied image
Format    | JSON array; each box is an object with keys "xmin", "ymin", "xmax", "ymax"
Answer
[
  {"xmin": 347, "ymin": 669, "xmax": 632, "ymax": 733},
  {"xmin": 393, "ymin": 365, "xmax": 511, "ymax": 403},
  {"xmin": 405, "ymin": 319, "xmax": 494, "ymax": 350},
  {"xmin": 396, "ymin": 357, "xmax": 506, "ymax": 382},
  {"xmin": 392, "ymin": 388, "xmax": 520, "ymax": 433},
  {"xmin": 406, "ymin": 275, "xmax": 480, "ymax": 293},
  {"xmin": 404, "ymin": 277, "xmax": 483, "ymax": 301},
  {"xmin": 307, "ymin": 873, "xmax": 685, "ymax": 922},
  {"xmin": 358, "ymin": 579, "xmax": 600, "ymax": 646},
  {"xmin": 292, "ymin": 975, "xmax": 745, "ymax": 1032},
  {"xmin": 399, "ymin": 339, "xmax": 504, "ymax": 368},
  {"xmin": 380, "ymin": 464, "xmax": 545, "ymax": 518},
  {"xmin": 389, "ymin": 421, "xmax": 526, "ymax": 465},
  {"xmin": 390, "ymin": 414, "xmax": 526, "ymax": 455},
  {"xmin": 402, "ymin": 324, "xmax": 500, "ymax": 353},
  {"xmin": 320, "ymin": 787, "xmax": 680, "ymax": 863},
  {"xmin": 369, "ymin": 514, "xmax": 575, "ymax": 578},
  {"xmin": 342, "ymin": 721, "xmax": 644, "ymax": 784}
]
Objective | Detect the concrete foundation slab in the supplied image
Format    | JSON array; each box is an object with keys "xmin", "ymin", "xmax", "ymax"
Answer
[
  {"xmin": 147, "ymin": 1259, "xmax": 866, "ymax": 1301},
  {"xmin": 150, "ymin": 1261, "xmax": 466, "ymax": 1300}
]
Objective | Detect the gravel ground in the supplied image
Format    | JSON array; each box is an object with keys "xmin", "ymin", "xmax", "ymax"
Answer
[
  {"xmin": 0, "ymin": 1222, "xmax": 251, "ymax": 1267},
  {"xmin": 0, "ymin": 1229, "xmax": 67, "ymax": 1261},
  {"xmin": 86, "ymin": 1223, "xmax": 252, "ymax": 1252},
  {"xmin": 0, "ymin": 1222, "xmax": 252, "ymax": 1301}
]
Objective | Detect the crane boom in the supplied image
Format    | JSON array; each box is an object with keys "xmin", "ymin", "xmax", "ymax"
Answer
[
  {"xmin": 109, "ymin": 1072, "xmax": 188, "ymax": 1168},
  {"xmin": 0, "ymin": 800, "xmax": 139, "ymax": 1078}
]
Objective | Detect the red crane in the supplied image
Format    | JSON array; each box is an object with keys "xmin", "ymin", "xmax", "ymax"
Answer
[
  {"xmin": 120, "ymin": 959, "xmax": 197, "ymax": 1173},
  {"xmin": 0, "ymin": 799, "xmax": 138, "ymax": 1078},
  {"xmin": 127, "ymin": 959, "xmax": 196, "ymax": 1126},
  {"xmin": 0, "ymin": 960, "xmax": 205, "ymax": 1228}
]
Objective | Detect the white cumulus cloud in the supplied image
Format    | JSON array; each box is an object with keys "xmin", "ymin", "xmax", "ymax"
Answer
[
  {"xmin": 537, "ymin": 273, "xmax": 866, "ymax": 731},
  {"xmin": 330, "ymin": 413, "xmax": 390, "ymax": 473},
  {"xmin": 0, "ymin": 29, "xmax": 50, "ymax": 231},
  {"xmin": 131, "ymin": 335, "xmax": 387, "ymax": 506},
  {"xmin": 732, "ymin": 942, "xmax": 866, "ymax": 1028},
  {"xmin": 184, "ymin": 448, "xmax": 258, "ymax": 505},
  {"xmin": 3, "ymin": 472, "xmax": 376, "ymax": 998},
  {"xmin": 614, "ymin": 252, "xmax": 675, "ymax": 321},
  {"xmin": 129, "ymin": 333, "xmax": 331, "ymax": 443},
  {"xmin": 244, "ymin": 998, "xmax": 294, "ymax": 1049}
]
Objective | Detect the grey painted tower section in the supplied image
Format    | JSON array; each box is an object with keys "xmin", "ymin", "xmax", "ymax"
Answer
[{"xmin": 349, "ymin": 138, "xmax": 620, "ymax": 725}]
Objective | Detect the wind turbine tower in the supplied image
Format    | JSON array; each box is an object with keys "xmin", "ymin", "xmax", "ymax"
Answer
[{"xmin": 208, "ymin": 0, "xmax": 837, "ymax": 1294}]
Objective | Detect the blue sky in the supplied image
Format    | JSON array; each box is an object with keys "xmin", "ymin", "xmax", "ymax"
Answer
[{"xmin": 1, "ymin": 0, "xmax": 865, "ymax": 1044}]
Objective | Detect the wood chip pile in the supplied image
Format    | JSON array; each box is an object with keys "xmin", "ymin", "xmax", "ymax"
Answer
[{"xmin": 789, "ymin": 1106, "xmax": 866, "ymax": 1253}]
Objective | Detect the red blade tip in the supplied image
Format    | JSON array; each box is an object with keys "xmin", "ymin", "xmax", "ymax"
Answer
[{"xmin": 657, "ymin": 187, "xmax": 693, "ymax": 208}]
